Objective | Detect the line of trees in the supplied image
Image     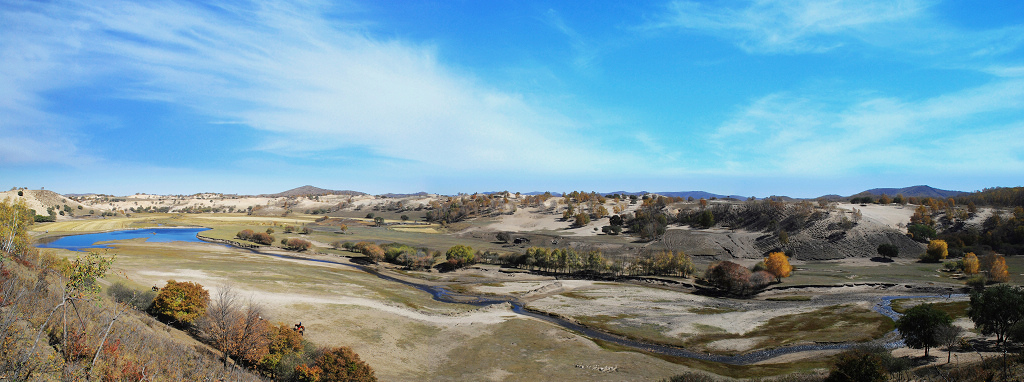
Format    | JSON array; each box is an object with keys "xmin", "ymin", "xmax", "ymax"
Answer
[
  {"xmin": 492, "ymin": 248, "xmax": 696, "ymax": 278},
  {"xmin": 236, "ymin": 229, "xmax": 275, "ymax": 245}
]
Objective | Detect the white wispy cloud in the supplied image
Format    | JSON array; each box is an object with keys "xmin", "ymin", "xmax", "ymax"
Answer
[
  {"xmin": 650, "ymin": 0, "xmax": 928, "ymax": 53},
  {"xmin": 0, "ymin": 0, "xmax": 628, "ymax": 175},
  {"xmin": 709, "ymin": 79, "xmax": 1024, "ymax": 175}
]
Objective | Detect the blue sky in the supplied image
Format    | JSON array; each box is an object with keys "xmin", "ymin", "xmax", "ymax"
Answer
[{"xmin": 2, "ymin": 0, "xmax": 1023, "ymax": 197}]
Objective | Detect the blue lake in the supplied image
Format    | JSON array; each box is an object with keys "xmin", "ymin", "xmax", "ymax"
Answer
[{"xmin": 38, "ymin": 227, "xmax": 212, "ymax": 251}]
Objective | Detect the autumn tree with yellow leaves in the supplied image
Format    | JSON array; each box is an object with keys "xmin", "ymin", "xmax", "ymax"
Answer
[
  {"xmin": 983, "ymin": 254, "xmax": 1010, "ymax": 283},
  {"xmin": 921, "ymin": 240, "xmax": 948, "ymax": 263},
  {"xmin": 962, "ymin": 252, "xmax": 979, "ymax": 275},
  {"xmin": 764, "ymin": 252, "xmax": 793, "ymax": 282}
]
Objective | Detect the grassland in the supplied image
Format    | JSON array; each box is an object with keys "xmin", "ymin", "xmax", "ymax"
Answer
[{"xmin": 28, "ymin": 211, "xmax": 1021, "ymax": 380}]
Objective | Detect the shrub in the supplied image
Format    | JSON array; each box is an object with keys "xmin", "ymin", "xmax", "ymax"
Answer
[
  {"xmin": 966, "ymin": 275, "xmax": 987, "ymax": 289},
  {"xmin": 496, "ymin": 232, "xmax": 512, "ymax": 243},
  {"xmin": 250, "ymin": 232, "xmax": 274, "ymax": 245},
  {"xmin": 150, "ymin": 280, "xmax": 209, "ymax": 325},
  {"xmin": 107, "ymin": 282, "xmax": 158, "ymax": 311},
  {"xmin": 825, "ymin": 348, "xmax": 887, "ymax": 382},
  {"xmin": 573, "ymin": 212, "xmax": 590, "ymax": 227},
  {"xmin": 309, "ymin": 346, "xmax": 376, "ymax": 382},
  {"xmin": 284, "ymin": 238, "xmax": 313, "ymax": 251}
]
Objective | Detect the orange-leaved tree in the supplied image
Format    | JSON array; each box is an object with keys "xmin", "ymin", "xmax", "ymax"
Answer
[
  {"xmin": 962, "ymin": 252, "xmax": 979, "ymax": 275},
  {"xmin": 295, "ymin": 346, "xmax": 376, "ymax": 382},
  {"xmin": 360, "ymin": 244, "xmax": 385, "ymax": 263},
  {"xmin": 150, "ymin": 280, "xmax": 209, "ymax": 325},
  {"xmin": 764, "ymin": 252, "xmax": 793, "ymax": 282}
]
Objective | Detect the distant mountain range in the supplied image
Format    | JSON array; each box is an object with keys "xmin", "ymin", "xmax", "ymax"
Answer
[
  {"xmin": 853, "ymin": 185, "xmax": 965, "ymax": 199},
  {"xmin": 258, "ymin": 184, "xmax": 965, "ymax": 200},
  {"xmin": 261, "ymin": 185, "xmax": 366, "ymax": 198}
]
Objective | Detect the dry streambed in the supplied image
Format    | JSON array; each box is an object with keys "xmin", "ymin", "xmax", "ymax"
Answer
[{"xmin": 500, "ymin": 281, "xmax": 896, "ymax": 355}]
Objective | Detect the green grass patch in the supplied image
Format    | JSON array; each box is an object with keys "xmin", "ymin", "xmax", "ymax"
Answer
[
  {"xmin": 890, "ymin": 299, "xmax": 969, "ymax": 319},
  {"xmin": 690, "ymin": 306, "xmax": 739, "ymax": 315},
  {"xmin": 691, "ymin": 323, "xmax": 727, "ymax": 334},
  {"xmin": 683, "ymin": 304, "xmax": 893, "ymax": 354},
  {"xmin": 561, "ymin": 291, "xmax": 598, "ymax": 300},
  {"xmin": 590, "ymin": 338, "xmax": 828, "ymax": 378},
  {"xmin": 766, "ymin": 296, "xmax": 812, "ymax": 301},
  {"xmin": 647, "ymin": 352, "xmax": 830, "ymax": 378}
]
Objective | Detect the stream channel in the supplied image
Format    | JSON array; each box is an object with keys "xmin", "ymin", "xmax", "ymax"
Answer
[{"xmin": 45, "ymin": 228, "xmax": 966, "ymax": 366}]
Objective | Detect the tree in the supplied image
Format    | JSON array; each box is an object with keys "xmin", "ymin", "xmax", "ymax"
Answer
[
  {"xmin": 907, "ymin": 224, "xmax": 936, "ymax": 242},
  {"xmin": 198, "ymin": 285, "xmax": 271, "ymax": 367},
  {"xmin": 962, "ymin": 252, "xmax": 979, "ymax": 275},
  {"xmin": 495, "ymin": 232, "xmax": 512, "ymax": 244},
  {"xmin": 150, "ymin": 280, "xmax": 210, "ymax": 325},
  {"xmin": 298, "ymin": 346, "xmax": 376, "ymax": 382},
  {"xmin": 968, "ymin": 284, "xmax": 1024, "ymax": 344},
  {"xmin": 258, "ymin": 323, "xmax": 304, "ymax": 376},
  {"xmin": 445, "ymin": 245, "xmax": 475, "ymax": 268},
  {"xmin": 0, "ymin": 197, "xmax": 33, "ymax": 257},
  {"xmin": 400, "ymin": 215, "xmax": 409, "ymax": 221},
  {"xmin": 360, "ymin": 244, "xmax": 385, "ymax": 263},
  {"xmin": 764, "ymin": 252, "xmax": 792, "ymax": 282},
  {"xmin": 895, "ymin": 304, "xmax": 952, "ymax": 357},
  {"xmin": 778, "ymin": 230, "xmax": 789, "ymax": 246},
  {"xmin": 266, "ymin": 227, "xmax": 275, "ymax": 234},
  {"xmin": 284, "ymin": 238, "xmax": 313, "ymax": 251},
  {"xmin": 920, "ymin": 240, "xmax": 948, "ymax": 262},
  {"xmin": 824, "ymin": 348, "xmax": 887, "ymax": 382},
  {"xmin": 704, "ymin": 261, "xmax": 754, "ymax": 296},
  {"xmin": 935, "ymin": 324, "xmax": 964, "ymax": 364},
  {"xmin": 876, "ymin": 243, "xmax": 899, "ymax": 260},
  {"xmin": 983, "ymin": 254, "xmax": 1010, "ymax": 283},
  {"xmin": 573, "ymin": 212, "xmax": 590, "ymax": 227}
]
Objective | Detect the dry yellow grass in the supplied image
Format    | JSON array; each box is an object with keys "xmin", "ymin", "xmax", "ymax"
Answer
[{"xmin": 31, "ymin": 217, "xmax": 155, "ymax": 233}]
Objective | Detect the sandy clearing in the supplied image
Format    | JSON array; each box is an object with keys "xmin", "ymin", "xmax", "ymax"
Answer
[
  {"xmin": 137, "ymin": 269, "xmax": 224, "ymax": 283},
  {"xmin": 846, "ymin": 203, "xmax": 916, "ymax": 230},
  {"xmin": 484, "ymin": 208, "xmax": 572, "ymax": 232},
  {"xmin": 705, "ymin": 337, "xmax": 766, "ymax": 352}
]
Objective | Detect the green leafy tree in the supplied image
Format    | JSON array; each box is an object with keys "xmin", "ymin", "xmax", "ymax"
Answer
[
  {"xmin": 876, "ymin": 243, "xmax": 899, "ymax": 259},
  {"xmin": 895, "ymin": 304, "xmax": 952, "ymax": 357},
  {"xmin": 968, "ymin": 284, "xmax": 1024, "ymax": 343},
  {"xmin": 0, "ymin": 197, "xmax": 33, "ymax": 257},
  {"xmin": 907, "ymin": 224, "xmax": 936, "ymax": 242},
  {"xmin": 150, "ymin": 280, "xmax": 210, "ymax": 325},
  {"xmin": 445, "ymin": 245, "xmax": 475, "ymax": 268}
]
